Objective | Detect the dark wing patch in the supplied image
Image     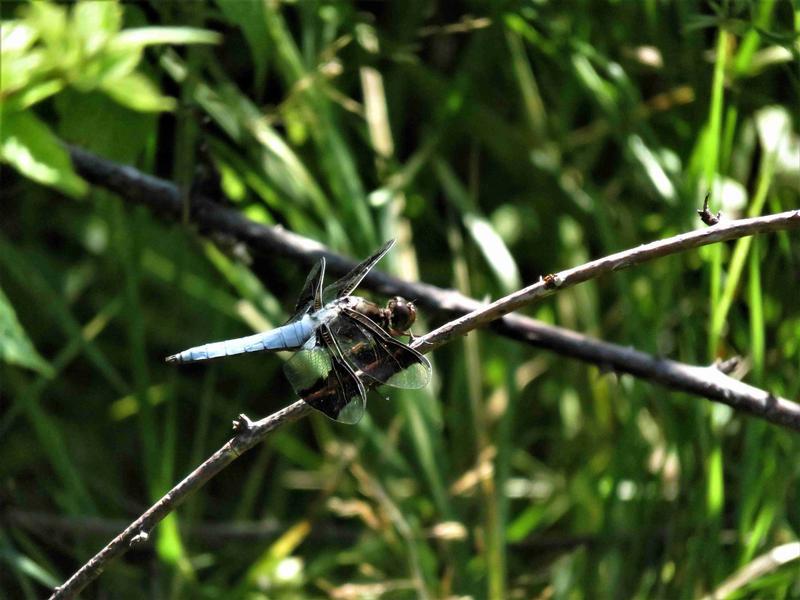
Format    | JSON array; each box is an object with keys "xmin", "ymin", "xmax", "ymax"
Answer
[
  {"xmin": 330, "ymin": 308, "xmax": 431, "ymax": 389},
  {"xmin": 283, "ymin": 327, "xmax": 366, "ymax": 424}
]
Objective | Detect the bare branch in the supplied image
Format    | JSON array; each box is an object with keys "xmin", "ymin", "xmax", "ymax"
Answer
[
  {"xmin": 48, "ymin": 146, "xmax": 800, "ymax": 598},
  {"xmin": 8, "ymin": 507, "xmax": 673, "ymax": 553},
  {"xmin": 48, "ymin": 401, "xmax": 312, "ymax": 600},
  {"xmin": 702, "ymin": 542, "xmax": 800, "ymax": 600},
  {"xmin": 416, "ymin": 209, "xmax": 800, "ymax": 351}
]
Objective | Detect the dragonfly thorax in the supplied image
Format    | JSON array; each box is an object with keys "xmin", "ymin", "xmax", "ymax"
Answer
[{"xmin": 337, "ymin": 295, "xmax": 416, "ymax": 337}]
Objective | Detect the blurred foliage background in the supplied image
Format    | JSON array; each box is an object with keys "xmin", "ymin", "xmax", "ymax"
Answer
[{"xmin": 2, "ymin": 0, "xmax": 800, "ymax": 598}]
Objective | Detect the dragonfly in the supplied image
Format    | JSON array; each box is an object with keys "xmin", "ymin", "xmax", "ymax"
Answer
[{"xmin": 166, "ymin": 239, "xmax": 431, "ymax": 424}]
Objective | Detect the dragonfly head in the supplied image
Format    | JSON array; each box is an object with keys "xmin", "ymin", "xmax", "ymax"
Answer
[{"xmin": 386, "ymin": 296, "xmax": 417, "ymax": 336}]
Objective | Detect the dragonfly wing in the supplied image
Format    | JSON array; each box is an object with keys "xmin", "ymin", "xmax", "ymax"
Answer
[
  {"xmin": 330, "ymin": 308, "xmax": 431, "ymax": 389},
  {"xmin": 283, "ymin": 329, "xmax": 366, "ymax": 424},
  {"xmin": 322, "ymin": 239, "xmax": 394, "ymax": 303},
  {"xmin": 287, "ymin": 257, "xmax": 326, "ymax": 323}
]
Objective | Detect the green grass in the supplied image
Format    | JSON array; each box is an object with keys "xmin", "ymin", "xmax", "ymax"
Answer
[{"xmin": 2, "ymin": 1, "xmax": 800, "ymax": 598}]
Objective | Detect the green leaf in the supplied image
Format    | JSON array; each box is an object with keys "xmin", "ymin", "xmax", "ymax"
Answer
[
  {"xmin": 571, "ymin": 53, "xmax": 617, "ymax": 116},
  {"xmin": 0, "ymin": 47, "xmax": 48, "ymax": 94},
  {"xmin": 112, "ymin": 26, "xmax": 221, "ymax": 50},
  {"xmin": 99, "ymin": 72, "xmax": 176, "ymax": 112},
  {"xmin": 464, "ymin": 213, "xmax": 522, "ymax": 293},
  {"xmin": 22, "ymin": 2, "xmax": 67, "ymax": 50},
  {"xmin": 68, "ymin": 2, "xmax": 122, "ymax": 72},
  {"xmin": 0, "ymin": 21, "xmax": 38, "ymax": 55},
  {"xmin": 93, "ymin": 46, "xmax": 144, "ymax": 84},
  {"xmin": 55, "ymin": 89, "xmax": 156, "ymax": 161},
  {"xmin": 434, "ymin": 158, "xmax": 521, "ymax": 292},
  {"xmin": 0, "ymin": 109, "xmax": 88, "ymax": 197},
  {"xmin": 155, "ymin": 513, "xmax": 187, "ymax": 566},
  {"xmin": 0, "ymin": 540, "xmax": 59, "ymax": 589},
  {"xmin": 3, "ymin": 79, "xmax": 65, "ymax": 111},
  {"xmin": 0, "ymin": 285, "xmax": 53, "ymax": 377},
  {"xmin": 73, "ymin": 1, "xmax": 123, "ymax": 48},
  {"xmin": 627, "ymin": 135, "xmax": 677, "ymax": 204}
]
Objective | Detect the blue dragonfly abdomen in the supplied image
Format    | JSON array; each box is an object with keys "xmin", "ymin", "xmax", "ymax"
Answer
[{"xmin": 166, "ymin": 314, "xmax": 316, "ymax": 364}]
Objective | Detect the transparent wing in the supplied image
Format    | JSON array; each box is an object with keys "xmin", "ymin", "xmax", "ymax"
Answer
[
  {"xmin": 287, "ymin": 258, "xmax": 326, "ymax": 323},
  {"xmin": 283, "ymin": 330, "xmax": 366, "ymax": 424},
  {"xmin": 329, "ymin": 308, "xmax": 431, "ymax": 389},
  {"xmin": 322, "ymin": 239, "xmax": 394, "ymax": 303}
]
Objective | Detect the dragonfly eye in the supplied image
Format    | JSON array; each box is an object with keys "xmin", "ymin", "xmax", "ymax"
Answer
[{"xmin": 387, "ymin": 296, "xmax": 416, "ymax": 333}]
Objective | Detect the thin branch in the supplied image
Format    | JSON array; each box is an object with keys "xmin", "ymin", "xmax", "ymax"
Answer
[
  {"xmin": 1, "ymin": 508, "xmax": 568, "ymax": 551},
  {"xmin": 415, "ymin": 210, "xmax": 800, "ymax": 349},
  {"xmin": 408, "ymin": 211, "xmax": 800, "ymax": 428},
  {"xmin": 7, "ymin": 509, "xmax": 349, "ymax": 546},
  {"xmin": 702, "ymin": 542, "xmax": 800, "ymax": 600},
  {"xmin": 48, "ymin": 403, "xmax": 311, "ymax": 600},
  {"xmin": 49, "ymin": 146, "xmax": 800, "ymax": 598}
]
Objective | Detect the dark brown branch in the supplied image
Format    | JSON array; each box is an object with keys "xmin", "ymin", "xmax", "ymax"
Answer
[
  {"xmin": 422, "ymin": 323, "xmax": 800, "ymax": 430},
  {"xmin": 7, "ymin": 508, "xmax": 639, "ymax": 554},
  {"xmin": 68, "ymin": 145, "xmax": 800, "ymax": 428},
  {"xmin": 8, "ymin": 508, "xmax": 349, "ymax": 547}
]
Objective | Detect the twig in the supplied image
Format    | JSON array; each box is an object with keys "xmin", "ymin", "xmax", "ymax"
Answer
[
  {"xmin": 66, "ymin": 147, "xmax": 800, "ymax": 420},
  {"xmin": 48, "ymin": 402, "xmax": 311, "ymax": 600},
  {"xmin": 701, "ymin": 542, "xmax": 800, "ymax": 600},
  {"xmin": 416, "ymin": 209, "xmax": 800, "ymax": 351}
]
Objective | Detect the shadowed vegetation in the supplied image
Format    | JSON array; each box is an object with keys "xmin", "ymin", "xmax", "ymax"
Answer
[{"xmin": 1, "ymin": 1, "xmax": 799, "ymax": 598}]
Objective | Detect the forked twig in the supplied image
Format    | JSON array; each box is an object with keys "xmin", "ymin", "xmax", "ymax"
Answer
[
  {"xmin": 47, "ymin": 147, "xmax": 800, "ymax": 599},
  {"xmin": 51, "ymin": 205, "xmax": 800, "ymax": 598}
]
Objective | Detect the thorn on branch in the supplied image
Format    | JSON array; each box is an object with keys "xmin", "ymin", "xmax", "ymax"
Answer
[
  {"xmin": 697, "ymin": 192, "xmax": 721, "ymax": 226},
  {"xmin": 713, "ymin": 356, "xmax": 741, "ymax": 375},
  {"xmin": 232, "ymin": 413, "xmax": 255, "ymax": 432},
  {"xmin": 129, "ymin": 530, "xmax": 149, "ymax": 546}
]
